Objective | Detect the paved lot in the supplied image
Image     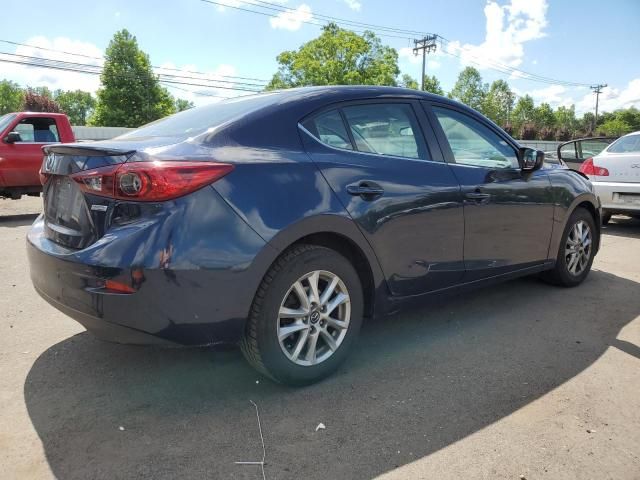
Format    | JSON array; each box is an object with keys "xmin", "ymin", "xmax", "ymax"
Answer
[{"xmin": 1, "ymin": 196, "xmax": 639, "ymax": 480}]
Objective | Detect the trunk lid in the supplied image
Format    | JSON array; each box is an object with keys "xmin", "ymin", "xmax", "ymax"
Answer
[
  {"xmin": 594, "ymin": 152, "xmax": 640, "ymax": 184},
  {"xmin": 42, "ymin": 144, "xmax": 135, "ymax": 249}
]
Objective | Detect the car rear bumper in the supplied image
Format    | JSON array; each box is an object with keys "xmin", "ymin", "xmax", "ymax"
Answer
[
  {"xmin": 26, "ymin": 187, "xmax": 272, "ymax": 346},
  {"xmin": 592, "ymin": 180, "xmax": 640, "ymax": 213}
]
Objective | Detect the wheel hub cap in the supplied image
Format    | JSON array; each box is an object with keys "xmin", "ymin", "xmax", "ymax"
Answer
[
  {"xmin": 277, "ymin": 270, "xmax": 351, "ymax": 367},
  {"xmin": 565, "ymin": 220, "xmax": 592, "ymax": 276}
]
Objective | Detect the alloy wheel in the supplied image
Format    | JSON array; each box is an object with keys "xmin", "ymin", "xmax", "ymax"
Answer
[
  {"xmin": 277, "ymin": 270, "xmax": 351, "ymax": 366},
  {"xmin": 565, "ymin": 220, "xmax": 592, "ymax": 276}
]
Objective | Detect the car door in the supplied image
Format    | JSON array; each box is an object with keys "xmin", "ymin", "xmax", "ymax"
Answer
[
  {"xmin": 300, "ymin": 100, "xmax": 465, "ymax": 297},
  {"xmin": 2, "ymin": 116, "xmax": 60, "ymax": 187},
  {"xmin": 425, "ymin": 102, "xmax": 555, "ymax": 282},
  {"xmin": 558, "ymin": 138, "xmax": 614, "ymax": 169}
]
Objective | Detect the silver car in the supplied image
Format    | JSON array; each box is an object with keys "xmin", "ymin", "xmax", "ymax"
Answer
[{"xmin": 579, "ymin": 131, "xmax": 640, "ymax": 224}]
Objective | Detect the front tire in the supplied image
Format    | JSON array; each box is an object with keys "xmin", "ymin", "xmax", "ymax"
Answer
[
  {"xmin": 541, "ymin": 207, "xmax": 597, "ymax": 287},
  {"xmin": 240, "ymin": 244, "xmax": 363, "ymax": 385}
]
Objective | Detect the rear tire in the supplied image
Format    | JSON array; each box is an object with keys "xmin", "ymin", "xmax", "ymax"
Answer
[
  {"xmin": 240, "ymin": 244, "xmax": 363, "ymax": 385},
  {"xmin": 540, "ymin": 207, "xmax": 597, "ymax": 287}
]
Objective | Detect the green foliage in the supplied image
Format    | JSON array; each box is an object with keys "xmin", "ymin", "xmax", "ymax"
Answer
[
  {"xmin": 448, "ymin": 67, "xmax": 487, "ymax": 111},
  {"xmin": 482, "ymin": 79, "xmax": 514, "ymax": 127},
  {"xmin": 512, "ymin": 95, "xmax": 536, "ymax": 132},
  {"xmin": 0, "ymin": 79, "xmax": 23, "ymax": 114},
  {"xmin": 91, "ymin": 29, "xmax": 175, "ymax": 127},
  {"xmin": 54, "ymin": 89, "xmax": 96, "ymax": 125},
  {"xmin": 266, "ymin": 23, "xmax": 400, "ymax": 89},
  {"xmin": 399, "ymin": 74, "xmax": 419, "ymax": 90},
  {"xmin": 174, "ymin": 98, "xmax": 194, "ymax": 112},
  {"xmin": 600, "ymin": 118, "xmax": 632, "ymax": 136},
  {"xmin": 554, "ymin": 105, "xmax": 577, "ymax": 137},
  {"xmin": 534, "ymin": 102, "xmax": 555, "ymax": 129},
  {"xmin": 422, "ymin": 74, "xmax": 444, "ymax": 96}
]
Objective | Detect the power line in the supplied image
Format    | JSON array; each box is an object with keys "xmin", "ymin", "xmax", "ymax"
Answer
[
  {"xmin": 0, "ymin": 38, "xmax": 270, "ymax": 84},
  {"xmin": 0, "ymin": 55, "xmax": 263, "ymax": 93},
  {"xmin": 0, "ymin": 51, "xmax": 264, "ymax": 91}
]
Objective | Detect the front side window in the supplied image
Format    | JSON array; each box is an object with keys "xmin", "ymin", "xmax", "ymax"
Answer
[
  {"xmin": 302, "ymin": 109, "xmax": 353, "ymax": 150},
  {"xmin": 607, "ymin": 134, "xmax": 640, "ymax": 153},
  {"xmin": 13, "ymin": 118, "xmax": 59, "ymax": 143},
  {"xmin": 433, "ymin": 107, "xmax": 519, "ymax": 169},
  {"xmin": 0, "ymin": 113, "xmax": 17, "ymax": 134},
  {"xmin": 342, "ymin": 103, "xmax": 427, "ymax": 160}
]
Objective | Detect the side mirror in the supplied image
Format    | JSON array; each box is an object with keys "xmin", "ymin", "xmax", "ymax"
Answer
[
  {"xmin": 519, "ymin": 147, "xmax": 544, "ymax": 171},
  {"xmin": 3, "ymin": 131, "xmax": 21, "ymax": 144}
]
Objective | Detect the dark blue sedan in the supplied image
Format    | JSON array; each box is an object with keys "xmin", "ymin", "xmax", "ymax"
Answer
[{"xmin": 28, "ymin": 86, "xmax": 601, "ymax": 385}]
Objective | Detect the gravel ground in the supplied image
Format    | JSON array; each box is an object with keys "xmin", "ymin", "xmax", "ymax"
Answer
[{"xmin": 1, "ymin": 196, "xmax": 639, "ymax": 480}]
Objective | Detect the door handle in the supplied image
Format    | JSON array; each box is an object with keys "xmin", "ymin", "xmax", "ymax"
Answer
[
  {"xmin": 346, "ymin": 181, "xmax": 384, "ymax": 199},
  {"xmin": 465, "ymin": 189, "xmax": 491, "ymax": 203}
]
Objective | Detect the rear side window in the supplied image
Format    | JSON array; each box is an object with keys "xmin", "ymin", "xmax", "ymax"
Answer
[
  {"xmin": 302, "ymin": 109, "xmax": 353, "ymax": 150},
  {"xmin": 559, "ymin": 142, "xmax": 577, "ymax": 160},
  {"xmin": 342, "ymin": 104, "xmax": 427, "ymax": 159},
  {"xmin": 14, "ymin": 117, "xmax": 60, "ymax": 143},
  {"xmin": 607, "ymin": 134, "xmax": 640, "ymax": 153}
]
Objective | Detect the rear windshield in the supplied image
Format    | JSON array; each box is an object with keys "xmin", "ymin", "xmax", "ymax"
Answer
[
  {"xmin": 0, "ymin": 113, "xmax": 17, "ymax": 133},
  {"xmin": 607, "ymin": 134, "xmax": 640, "ymax": 153},
  {"xmin": 117, "ymin": 93, "xmax": 279, "ymax": 140}
]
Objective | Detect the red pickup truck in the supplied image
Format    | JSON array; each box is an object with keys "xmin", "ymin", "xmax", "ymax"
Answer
[{"xmin": 0, "ymin": 112, "xmax": 75, "ymax": 199}]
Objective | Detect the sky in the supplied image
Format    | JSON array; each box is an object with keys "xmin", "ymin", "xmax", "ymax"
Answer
[{"xmin": 1, "ymin": 0, "xmax": 639, "ymax": 115}]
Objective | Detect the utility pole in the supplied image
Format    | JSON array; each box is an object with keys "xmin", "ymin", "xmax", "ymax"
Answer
[
  {"xmin": 413, "ymin": 35, "xmax": 438, "ymax": 91},
  {"xmin": 590, "ymin": 83, "xmax": 607, "ymax": 132}
]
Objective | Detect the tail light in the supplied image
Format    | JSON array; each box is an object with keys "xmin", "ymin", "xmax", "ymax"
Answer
[
  {"xmin": 579, "ymin": 157, "xmax": 609, "ymax": 176},
  {"xmin": 70, "ymin": 161, "xmax": 234, "ymax": 201}
]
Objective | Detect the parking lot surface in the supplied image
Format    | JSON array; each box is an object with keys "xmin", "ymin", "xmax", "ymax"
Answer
[{"xmin": 1, "ymin": 196, "xmax": 639, "ymax": 479}]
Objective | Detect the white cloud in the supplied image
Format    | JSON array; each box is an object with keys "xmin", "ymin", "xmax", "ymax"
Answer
[
  {"xmin": 269, "ymin": 4, "xmax": 312, "ymax": 31},
  {"xmin": 343, "ymin": 0, "xmax": 362, "ymax": 11},
  {"xmin": 527, "ymin": 84, "xmax": 571, "ymax": 107},
  {"xmin": 0, "ymin": 36, "xmax": 251, "ymax": 106},
  {"xmin": 157, "ymin": 62, "xmax": 251, "ymax": 106},
  {"xmin": 575, "ymin": 79, "xmax": 640, "ymax": 115},
  {"xmin": 0, "ymin": 36, "xmax": 104, "ymax": 94},
  {"xmin": 447, "ymin": 0, "xmax": 548, "ymax": 70}
]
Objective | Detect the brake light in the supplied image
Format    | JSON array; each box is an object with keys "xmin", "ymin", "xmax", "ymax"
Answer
[
  {"xmin": 70, "ymin": 161, "xmax": 234, "ymax": 201},
  {"xmin": 579, "ymin": 157, "xmax": 609, "ymax": 176}
]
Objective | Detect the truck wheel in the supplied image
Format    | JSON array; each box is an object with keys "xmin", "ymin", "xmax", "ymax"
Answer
[{"xmin": 240, "ymin": 244, "xmax": 363, "ymax": 386}]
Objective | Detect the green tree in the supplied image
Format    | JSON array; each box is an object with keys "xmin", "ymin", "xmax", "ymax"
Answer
[
  {"xmin": 448, "ymin": 67, "xmax": 487, "ymax": 111},
  {"xmin": 482, "ymin": 79, "xmax": 514, "ymax": 127},
  {"xmin": 555, "ymin": 105, "xmax": 578, "ymax": 136},
  {"xmin": 54, "ymin": 90, "xmax": 96, "ymax": 125},
  {"xmin": 174, "ymin": 98, "xmax": 194, "ymax": 112},
  {"xmin": 511, "ymin": 95, "xmax": 535, "ymax": 131},
  {"xmin": 613, "ymin": 107, "xmax": 640, "ymax": 131},
  {"xmin": 600, "ymin": 118, "xmax": 632, "ymax": 136},
  {"xmin": 422, "ymin": 74, "xmax": 444, "ymax": 96},
  {"xmin": 266, "ymin": 23, "xmax": 399, "ymax": 89},
  {"xmin": 91, "ymin": 29, "xmax": 175, "ymax": 127},
  {"xmin": 0, "ymin": 79, "xmax": 23, "ymax": 114},
  {"xmin": 534, "ymin": 102, "xmax": 555, "ymax": 129},
  {"xmin": 399, "ymin": 74, "xmax": 419, "ymax": 90}
]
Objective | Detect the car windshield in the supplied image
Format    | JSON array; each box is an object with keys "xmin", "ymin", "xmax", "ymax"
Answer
[
  {"xmin": 117, "ymin": 93, "xmax": 280, "ymax": 140},
  {"xmin": 607, "ymin": 134, "xmax": 640, "ymax": 153},
  {"xmin": 0, "ymin": 113, "xmax": 17, "ymax": 133}
]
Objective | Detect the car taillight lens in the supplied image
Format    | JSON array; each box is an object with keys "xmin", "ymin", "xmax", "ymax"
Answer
[
  {"xmin": 70, "ymin": 161, "xmax": 234, "ymax": 201},
  {"xmin": 579, "ymin": 157, "xmax": 609, "ymax": 176}
]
